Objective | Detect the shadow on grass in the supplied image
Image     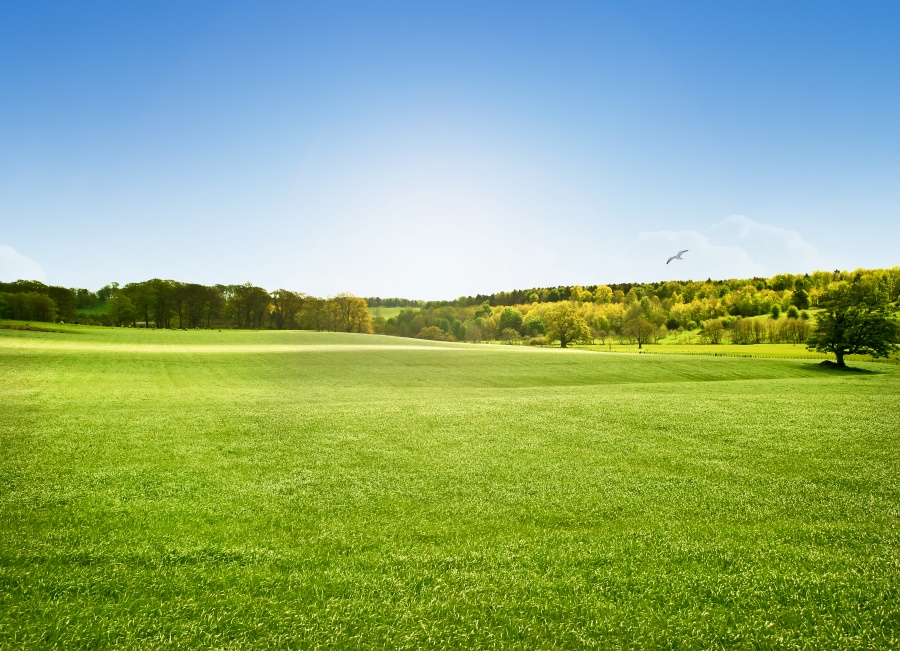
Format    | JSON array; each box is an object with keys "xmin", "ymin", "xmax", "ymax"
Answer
[
  {"xmin": 0, "ymin": 323, "xmax": 73, "ymax": 334},
  {"xmin": 803, "ymin": 359, "xmax": 881, "ymax": 375}
]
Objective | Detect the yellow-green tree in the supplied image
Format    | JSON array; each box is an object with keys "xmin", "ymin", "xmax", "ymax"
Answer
[
  {"xmin": 544, "ymin": 302, "xmax": 590, "ymax": 348},
  {"xmin": 807, "ymin": 280, "xmax": 900, "ymax": 367}
]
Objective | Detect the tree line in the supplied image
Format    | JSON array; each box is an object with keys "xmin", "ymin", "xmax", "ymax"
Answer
[
  {"xmin": 415, "ymin": 268, "xmax": 900, "ymax": 314},
  {"xmin": 373, "ymin": 267, "xmax": 899, "ymax": 347},
  {"xmin": 2, "ymin": 267, "xmax": 897, "ymax": 357},
  {"xmin": 0, "ymin": 279, "xmax": 372, "ymax": 333}
]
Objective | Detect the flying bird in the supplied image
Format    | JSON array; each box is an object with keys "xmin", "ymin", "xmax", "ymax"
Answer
[{"xmin": 666, "ymin": 249, "xmax": 689, "ymax": 264}]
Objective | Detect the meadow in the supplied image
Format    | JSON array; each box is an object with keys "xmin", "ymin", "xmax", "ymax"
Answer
[{"xmin": 1, "ymin": 324, "xmax": 898, "ymax": 649}]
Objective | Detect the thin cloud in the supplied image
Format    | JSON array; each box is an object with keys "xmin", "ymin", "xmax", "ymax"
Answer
[
  {"xmin": 0, "ymin": 244, "xmax": 46, "ymax": 282},
  {"xmin": 638, "ymin": 215, "xmax": 828, "ymax": 279}
]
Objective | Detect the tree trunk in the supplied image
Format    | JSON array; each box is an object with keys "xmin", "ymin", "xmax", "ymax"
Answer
[{"xmin": 835, "ymin": 350, "xmax": 845, "ymax": 367}]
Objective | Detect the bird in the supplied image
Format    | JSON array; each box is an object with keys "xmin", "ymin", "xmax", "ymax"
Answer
[{"xmin": 666, "ymin": 249, "xmax": 689, "ymax": 264}]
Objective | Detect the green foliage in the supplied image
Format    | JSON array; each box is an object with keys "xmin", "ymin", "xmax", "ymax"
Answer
[
  {"xmin": 415, "ymin": 325, "xmax": 450, "ymax": 341},
  {"xmin": 523, "ymin": 314, "xmax": 546, "ymax": 336},
  {"xmin": 622, "ymin": 316, "xmax": 657, "ymax": 349},
  {"xmin": 544, "ymin": 302, "xmax": 591, "ymax": 348},
  {"xmin": 107, "ymin": 294, "xmax": 134, "ymax": 327},
  {"xmin": 791, "ymin": 288, "xmax": 810, "ymax": 310},
  {"xmin": 0, "ymin": 291, "xmax": 58, "ymax": 322},
  {"xmin": 807, "ymin": 281, "xmax": 900, "ymax": 366},
  {"xmin": 700, "ymin": 318, "xmax": 725, "ymax": 344},
  {"xmin": 498, "ymin": 327, "xmax": 521, "ymax": 343},
  {"xmin": 497, "ymin": 307, "xmax": 524, "ymax": 334}
]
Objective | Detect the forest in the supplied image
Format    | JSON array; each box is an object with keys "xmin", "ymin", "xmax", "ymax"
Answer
[{"xmin": 1, "ymin": 267, "xmax": 898, "ymax": 346}]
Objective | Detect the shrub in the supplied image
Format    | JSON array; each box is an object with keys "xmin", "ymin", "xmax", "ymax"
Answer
[
  {"xmin": 416, "ymin": 326, "xmax": 447, "ymax": 341},
  {"xmin": 499, "ymin": 328, "xmax": 521, "ymax": 343}
]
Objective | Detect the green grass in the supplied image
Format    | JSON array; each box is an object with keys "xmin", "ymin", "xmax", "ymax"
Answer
[
  {"xmin": 583, "ymin": 341, "xmax": 848, "ymax": 360},
  {"xmin": 369, "ymin": 306, "xmax": 408, "ymax": 319},
  {"xmin": 2, "ymin": 325, "xmax": 899, "ymax": 649},
  {"xmin": 75, "ymin": 302, "xmax": 111, "ymax": 317},
  {"xmin": 579, "ymin": 341, "xmax": 898, "ymax": 363}
]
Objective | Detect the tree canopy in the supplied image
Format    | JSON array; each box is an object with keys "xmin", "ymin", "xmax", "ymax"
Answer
[
  {"xmin": 3, "ymin": 267, "xmax": 898, "ymax": 354},
  {"xmin": 544, "ymin": 303, "xmax": 590, "ymax": 348},
  {"xmin": 806, "ymin": 280, "xmax": 900, "ymax": 367}
]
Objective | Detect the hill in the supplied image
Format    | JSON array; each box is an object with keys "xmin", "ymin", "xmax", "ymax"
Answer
[{"xmin": 2, "ymin": 326, "xmax": 898, "ymax": 648}]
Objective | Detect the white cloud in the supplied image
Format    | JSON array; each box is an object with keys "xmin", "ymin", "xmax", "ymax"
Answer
[
  {"xmin": 0, "ymin": 244, "xmax": 46, "ymax": 282},
  {"xmin": 636, "ymin": 215, "xmax": 829, "ymax": 280}
]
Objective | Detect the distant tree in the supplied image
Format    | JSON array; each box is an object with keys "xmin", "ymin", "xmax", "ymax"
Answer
[
  {"xmin": 499, "ymin": 328, "xmax": 520, "ymax": 343},
  {"xmin": 752, "ymin": 318, "xmax": 766, "ymax": 343},
  {"xmin": 465, "ymin": 323, "xmax": 483, "ymax": 342},
  {"xmin": 523, "ymin": 314, "xmax": 546, "ymax": 336},
  {"xmin": 45, "ymin": 286, "xmax": 77, "ymax": 321},
  {"xmin": 544, "ymin": 303, "xmax": 590, "ymax": 348},
  {"xmin": 569, "ymin": 286, "xmax": 593, "ymax": 303},
  {"xmin": 3, "ymin": 292, "xmax": 59, "ymax": 322},
  {"xmin": 148, "ymin": 279, "xmax": 176, "ymax": 328},
  {"xmin": 207, "ymin": 286, "xmax": 226, "ymax": 327},
  {"xmin": 74, "ymin": 288, "xmax": 99, "ymax": 310},
  {"xmin": 97, "ymin": 283, "xmax": 118, "ymax": 303},
  {"xmin": 271, "ymin": 289, "xmax": 306, "ymax": 330},
  {"xmin": 108, "ymin": 294, "xmax": 134, "ymax": 326},
  {"xmin": 416, "ymin": 326, "xmax": 447, "ymax": 341},
  {"xmin": 594, "ymin": 285, "xmax": 613, "ymax": 304},
  {"xmin": 791, "ymin": 288, "xmax": 810, "ymax": 310},
  {"xmin": 346, "ymin": 296, "xmax": 374, "ymax": 334},
  {"xmin": 730, "ymin": 318, "xmax": 754, "ymax": 345},
  {"xmin": 476, "ymin": 300, "xmax": 493, "ymax": 318},
  {"xmin": 700, "ymin": 318, "xmax": 725, "ymax": 344},
  {"xmin": 655, "ymin": 324, "xmax": 668, "ymax": 343},
  {"xmin": 622, "ymin": 316, "xmax": 657, "ymax": 349},
  {"xmin": 497, "ymin": 307, "xmax": 524, "ymax": 334},
  {"xmin": 302, "ymin": 297, "xmax": 327, "ymax": 331},
  {"xmin": 806, "ymin": 281, "xmax": 900, "ymax": 367},
  {"xmin": 770, "ymin": 304, "xmax": 781, "ymax": 320},
  {"xmin": 121, "ymin": 282, "xmax": 153, "ymax": 326},
  {"xmin": 450, "ymin": 320, "xmax": 466, "ymax": 341}
]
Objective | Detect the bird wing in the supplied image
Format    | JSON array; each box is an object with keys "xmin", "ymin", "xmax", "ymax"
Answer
[
  {"xmin": 678, "ymin": 249, "xmax": 689, "ymax": 256},
  {"xmin": 666, "ymin": 255, "xmax": 675, "ymax": 264}
]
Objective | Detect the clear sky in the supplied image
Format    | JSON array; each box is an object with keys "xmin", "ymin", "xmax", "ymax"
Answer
[{"xmin": 1, "ymin": 1, "xmax": 898, "ymax": 299}]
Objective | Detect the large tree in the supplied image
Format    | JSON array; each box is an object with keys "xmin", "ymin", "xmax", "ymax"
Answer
[
  {"xmin": 623, "ymin": 316, "xmax": 657, "ymax": 349},
  {"xmin": 271, "ymin": 289, "xmax": 306, "ymax": 330},
  {"xmin": 806, "ymin": 281, "xmax": 900, "ymax": 367},
  {"xmin": 544, "ymin": 302, "xmax": 590, "ymax": 348}
]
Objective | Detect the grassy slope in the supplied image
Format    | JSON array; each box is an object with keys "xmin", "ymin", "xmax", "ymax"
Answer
[
  {"xmin": 1, "ymin": 326, "xmax": 898, "ymax": 649},
  {"xmin": 368, "ymin": 306, "xmax": 408, "ymax": 320}
]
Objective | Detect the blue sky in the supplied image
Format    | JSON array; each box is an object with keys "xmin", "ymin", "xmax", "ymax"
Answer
[{"xmin": 1, "ymin": 1, "xmax": 898, "ymax": 299}]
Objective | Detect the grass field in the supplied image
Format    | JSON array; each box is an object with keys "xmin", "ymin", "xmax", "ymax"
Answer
[
  {"xmin": 368, "ymin": 306, "xmax": 408, "ymax": 320},
  {"xmin": 580, "ymin": 341, "xmax": 896, "ymax": 362},
  {"xmin": 1, "ymin": 325, "xmax": 899, "ymax": 649}
]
